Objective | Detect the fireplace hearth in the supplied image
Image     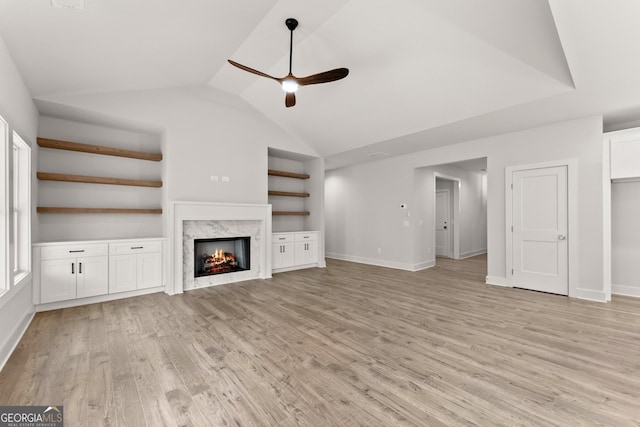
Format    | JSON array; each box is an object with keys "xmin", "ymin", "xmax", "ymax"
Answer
[{"xmin": 194, "ymin": 237, "xmax": 250, "ymax": 277}]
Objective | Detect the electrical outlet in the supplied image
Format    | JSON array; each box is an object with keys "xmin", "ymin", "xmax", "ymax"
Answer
[
  {"xmin": 377, "ymin": 247, "xmax": 382, "ymax": 254},
  {"xmin": 221, "ymin": 176, "xmax": 230, "ymax": 182},
  {"xmin": 210, "ymin": 175, "xmax": 219, "ymax": 181}
]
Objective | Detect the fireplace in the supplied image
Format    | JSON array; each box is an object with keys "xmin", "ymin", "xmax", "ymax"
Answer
[{"xmin": 194, "ymin": 237, "xmax": 250, "ymax": 277}]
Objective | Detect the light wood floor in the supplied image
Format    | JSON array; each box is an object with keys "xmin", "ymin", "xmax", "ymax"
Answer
[{"xmin": 2, "ymin": 255, "xmax": 640, "ymax": 426}]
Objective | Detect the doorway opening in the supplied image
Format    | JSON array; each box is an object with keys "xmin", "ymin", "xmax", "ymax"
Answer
[
  {"xmin": 426, "ymin": 158, "xmax": 488, "ymax": 269},
  {"xmin": 435, "ymin": 177, "xmax": 456, "ymax": 259}
]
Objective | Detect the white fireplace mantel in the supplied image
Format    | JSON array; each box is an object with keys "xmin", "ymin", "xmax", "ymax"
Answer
[{"xmin": 168, "ymin": 201, "xmax": 272, "ymax": 294}]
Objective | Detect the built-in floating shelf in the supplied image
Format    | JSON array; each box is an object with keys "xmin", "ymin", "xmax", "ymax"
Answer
[
  {"xmin": 268, "ymin": 169, "xmax": 310, "ymax": 179},
  {"xmin": 268, "ymin": 190, "xmax": 310, "ymax": 198},
  {"xmin": 37, "ymin": 137, "xmax": 163, "ymax": 162},
  {"xmin": 37, "ymin": 172, "xmax": 163, "ymax": 188},
  {"xmin": 273, "ymin": 211, "xmax": 310, "ymax": 216},
  {"xmin": 37, "ymin": 207, "xmax": 163, "ymax": 214}
]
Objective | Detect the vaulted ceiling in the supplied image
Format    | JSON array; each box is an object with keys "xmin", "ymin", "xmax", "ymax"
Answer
[{"xmin": 1, "ymin": 0, "xmax": 640, "ymax": 168}]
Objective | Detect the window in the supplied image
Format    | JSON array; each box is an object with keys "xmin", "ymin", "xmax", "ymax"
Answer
[
  {"xmin": 11, "ymin": 132, "xmax": 31, "ymax": 284},
  {"xmin": 0, "ymin": 116, "xmax": 7, "ymax": 294}
]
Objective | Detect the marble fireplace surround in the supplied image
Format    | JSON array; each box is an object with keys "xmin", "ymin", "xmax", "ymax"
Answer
[{"xmin": 170, "ymin": 201, "xmax": 272, "ymax": 294}]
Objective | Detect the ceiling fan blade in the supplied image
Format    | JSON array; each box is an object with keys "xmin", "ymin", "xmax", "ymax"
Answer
[
  {"xmin": 227, "ymin": 60, "xmax": 279, "ymax": 81},
  {"xmin": 285, "ymin": 92, "xmax": 296, "ymax": 108},
  {"xmin": 297, "ymin": 68, "xmax": 349, "ymax": 86}
]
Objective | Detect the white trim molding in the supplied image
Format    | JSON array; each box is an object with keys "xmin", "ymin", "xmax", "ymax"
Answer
[
  {"xmin": 325, "ymin": 253, "xmax": 416, "ymax": 271},
  {"xmin": 460, "ymin": 248, "xmax": 487, "ymax": 259},
  {"xmin": 486, "ymin": 275, "xmax": 510, "ymax": 287},
  {"xmin": 574, "ymin": 288, "xmax": 608, "ymax": 303},
  {"xmin": 0, "ymin": 310, "xmax": 33, "ymax": 372},
  {"xmin": 612, "ymin": 284, "xmax": 640, "ymax": 298}
]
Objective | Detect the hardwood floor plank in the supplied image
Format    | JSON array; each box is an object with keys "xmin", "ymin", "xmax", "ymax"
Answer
[{"xmin": 2, "ymin": 255, "xmax": 640, "ymax": 426}]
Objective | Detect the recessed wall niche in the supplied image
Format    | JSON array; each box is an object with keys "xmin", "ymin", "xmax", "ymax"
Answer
[{"xmin": 37, "ymin": 116, "xmax": 165, "ymax": 242}]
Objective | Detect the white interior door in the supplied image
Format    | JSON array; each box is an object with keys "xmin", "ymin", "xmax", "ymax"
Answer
[
  {"xmin": 435, "ymin": 189, "xmax": 451, "ymax": 257},
  {"xmin": 512, "ymin": 166, "xmax": 568, "ymax": 295}
]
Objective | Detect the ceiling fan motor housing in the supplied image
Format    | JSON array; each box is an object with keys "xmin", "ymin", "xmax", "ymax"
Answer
[{"xmin": 285, "ymin": 18, "xmax": 298, "ymax": 31}]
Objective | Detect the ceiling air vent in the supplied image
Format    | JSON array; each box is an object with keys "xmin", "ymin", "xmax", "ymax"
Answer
[{"xmin": 51, "ymin": 0, "xmax": 85, "ymax": 9}]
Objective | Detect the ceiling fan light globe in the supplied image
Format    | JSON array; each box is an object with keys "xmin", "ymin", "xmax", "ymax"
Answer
[{"xmin": 282, "ymin": 80, "xmax": 299, "ymax": 93}]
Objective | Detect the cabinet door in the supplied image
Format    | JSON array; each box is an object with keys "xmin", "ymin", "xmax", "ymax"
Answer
[
  {"xmin": 77, "ymin": 256, "xmax": 109, "ymax": 298},
  {"xmin": 295, "ymin": 241, "xmax": 318, "ymax": 265},
  {"xmin": 303, "ymin": 240, "xmax": 318, "ymax": 265},
  {"xmin": 273, "ymin": 242, "xmax": 295, "ymax": 269},
  {"xmin": 109, "ymin": 254, "xmax": 137, "ymax": 294},
  {"xmin": 137, "ymin": 252, "xmax": 162, "ymax": 289},
  {"xmin": 41, "ymin": 258, "xmax": 77, "ymax": 303}
]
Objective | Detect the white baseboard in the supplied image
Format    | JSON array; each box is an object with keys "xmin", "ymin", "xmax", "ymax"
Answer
[
  {"xmin": 35, "ymin": 286, "xmax": 165, "ymax": 312},
  {"xmin": 273, "ymin": 263, "xmax": 321, "ymax": 274},
  {"xmin": 612, "ymin": 284, "xmax": 640, "ymax": 298},
  {"xmin": 574, "ymin": 287, "xmax": 608, "ymax": 302},
  {"xmin": 486, "ymin": 275, "xmax": 510, "ymax": 287},
  {"xmin": 413, "ymin": 259, "xmax": 435, "ymax": 271},
  {"xmin": 460, "ymin": 248, "xmax": 487, "ymax": 259},
  {"xmin": 326, "ymin": 253, "xmax": 414, "ymax": 271},
  {"xmin": 0, "ymin": 310, "xmax": 34, "ymax": 372}
]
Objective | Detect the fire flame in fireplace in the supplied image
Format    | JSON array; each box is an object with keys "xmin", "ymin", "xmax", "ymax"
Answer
[{"xmin": 202, "ymin": 249, "xmax": 238, "ymax": 274}]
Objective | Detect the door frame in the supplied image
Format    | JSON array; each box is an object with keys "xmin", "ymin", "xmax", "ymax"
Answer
[
  {"xmin": 505, "ymin": 159, "xmax": 578, "ymax": 297},
  {"xmin": 435, "ymin": 188, "xmax": 452, "ymax": 258},
  {"xmin": 433, "ymin": 173, "xmax": 460, "ymax": 260}
]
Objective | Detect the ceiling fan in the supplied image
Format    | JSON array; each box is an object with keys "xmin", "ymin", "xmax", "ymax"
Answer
[{"xmin": 228, "ymin": 18, "xmax": 349, "ymax": 108}]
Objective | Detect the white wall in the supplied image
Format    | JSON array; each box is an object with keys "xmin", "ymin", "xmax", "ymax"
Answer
[
  {"xmin": 326, "ymin": 116, "xmax": 605, "ymax": 300},
  {"xmin": 611, "ymin": 181, "xmax": 640, "ymax": 297},
  {"xmin": 37, "ymin": 86, "xmax": 317, "ymax": 206},
  {"xmin": 0, "ymin": 36, "xmax": 39, "ymax": 369}
]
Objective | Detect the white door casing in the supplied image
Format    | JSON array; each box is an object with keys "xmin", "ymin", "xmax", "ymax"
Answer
[
  {"xmin": 511, "ymin": 165, "xmax": 568, "ymax": 295},
  {"xmin": 435, "ymin": 189, "xmax": 451, "ymax": 257}
]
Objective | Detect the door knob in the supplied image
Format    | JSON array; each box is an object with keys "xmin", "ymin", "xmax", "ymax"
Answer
[{"xmin": 558, "ymin": 234, "xmax": 567, "ymax": 240}]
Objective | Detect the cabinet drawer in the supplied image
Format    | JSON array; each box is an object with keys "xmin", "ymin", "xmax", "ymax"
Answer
[
  {"xmin": 109, "ymin": 240, "xmax": 162, "ymax": 255},
  {"xmin": 41, "ymin": 243, "xmax": 108, "ymax": 260},
  {"xmin": 295, "ymin": 233, "xmax": 318, "ymax": 242},
  {"xmin": 272, "ymin": 234, "xmax": 294, "ymax": 243}
]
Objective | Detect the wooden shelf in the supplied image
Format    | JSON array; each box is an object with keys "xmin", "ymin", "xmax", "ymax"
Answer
[
  {"xmin": 37, "ymin": 137, "xmax": 163, "ymax": 162},
  {"xmin": 37, "ymin": 207, "xmax": 163, "ymax": 214},
  {"xmin": 268, "ymin": 190, "xmax": 310, "ymax": 198},
  {"xmin": 273, "ymin": 211, "xmax": 310, "ymax": 216},
  {"xmin": 268, "ymin": 169, "xmax": 310, "ymax": 179},
  {"xmin": 37, "ymin": 172, "xmax": 163, "ymax": 188}
]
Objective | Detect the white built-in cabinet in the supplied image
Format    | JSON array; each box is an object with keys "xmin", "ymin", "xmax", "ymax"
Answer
[
  {"xmin": 272, "ymin": 234, "xmax": 295, "ymax": 270},
  {"xmin": 40, "ymin": 243, "xmax": 108, "ymax": 303},
  {"xmin": 109, "ymin": 240, "xmax": 163, "ymax": 293},
  {"xmin": 610, "ymin": 132, "xmax": 640, "ymax": 180},
  {"xmin": 272, "ymin": 231, "xmax": 319, "ymax": 272},
  {"xmin": 34, "ymin": 238, "xmax": 165, "ymax": 309}
]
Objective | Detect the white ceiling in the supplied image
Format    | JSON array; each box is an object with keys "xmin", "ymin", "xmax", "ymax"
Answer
[{"xmin": 2, "ymin": 0, "xmax": 640, "ymax": 168}]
